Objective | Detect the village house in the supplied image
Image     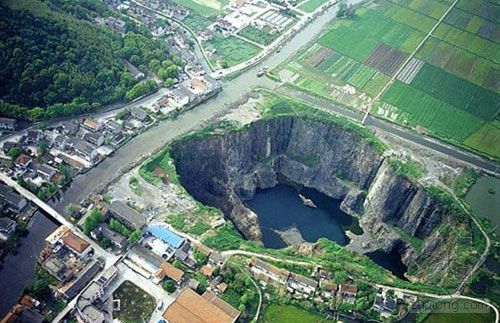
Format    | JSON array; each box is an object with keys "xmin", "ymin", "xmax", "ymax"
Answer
[
  {"xmin": 53, "ymin": 135, "xmax": 73, "ymax": 150},
  {"xmin": 154, "ymin": 262, "xmax": 185, "ymax": 285},
  {"xmin": 373, "ymin": 295, "xmax": 397, "ymax": 318},
  {"xmin": 2, "ymin": 141, "xmax": 19, "ymax": 154},
  {"xmin": 61, "ymin": 230, "xmax": 92, "ymax": 258},
  {"xmin": 82, "ymin": 118, "xmax": 101, "ymax": 132},
  {"xmin": 208, "ymin": 251, "xmax": 224, "ymax": 267},
  {"xmin": 339, "ymin": 284, "xmax": 358, "ymax": 304},
  {"xmin": 22, "ymin": 130, "xmax": 43, "ymax": 146},
  {"xmin": 84, "ymin": 131, "xmax": 105, "ymax": 147},
  {"xmin": 0, "ymin": 183, "xmax": 28, "ymax": 212},
  {"xmin": 75, "ymin": 266, "xmax": 118, "ymax": 323},
  {"xmin": 42, "ymin": 256, "xmax": 74, "ymax": 283},
  {"xmin": 249, "ymin": 257, "xmax": 290, "ymax": 286},
  {"xmin": 162, "ymin": 288, "xmax": 241, "ymax": 323},
  {"xmin": 0, "ymin": 117, "xmax": 17, "ymax": 130},
  {"xmin": 319, "ymin": 280, "xmax": 338, "ymax": 299},
  {"xmin": 34, "ymin": 163, "xmax": 58, "ymax": 182},
  {"xmin": 62, "ymin": 259, "xmax": 103, "ymax": 299},
  {"xmin": 130, "ymin": 107, "xmax": 149, "ymax": 123},
  {"xmin": 74, "ymin": 140, "xmax": 98, "ymax": 162},
  {"xmin": 105, "ymin": 16, "xmax": 127, "ymax": 34},
  {"xmin": 104, "ymin": 119, "xmax": 122, "ymax": 134},
  {"xmin": 0, "ymin": 217, "xmax": 17, "ymax": 239},
  {"xmin": 15, "ymin": 154, "xmax": 32, "ymax": 169},
  {"xmin": 62, "ymin": 122, "xmax": 79, "ymax": 136},
  {"xmin": 110, "ymin": 132, "xmax": 126, "ymax": 147},
  {"xmin": 109, "ymin": 201, "xmax": 147, "ymax": 230},
  {"xmin": 171, "ymin": 85, "xmax": 194, "ymax": 107},
  {"xmin": 90, "ymin": 222, "xmax": 128, "ymax": 250},
  {"xmin": 286, "ymin": 272, "xmax": 318, "ymax": 296}
]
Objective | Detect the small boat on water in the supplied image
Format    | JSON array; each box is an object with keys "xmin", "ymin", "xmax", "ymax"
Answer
[{"xmin": 299, "ymin": 194, "xmax": 317, "ymax": 208}]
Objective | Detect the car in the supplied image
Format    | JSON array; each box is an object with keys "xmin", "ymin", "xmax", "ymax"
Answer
[{"xmin": 157, "ymin": 300, "xmax": 163, "ymax": 310}]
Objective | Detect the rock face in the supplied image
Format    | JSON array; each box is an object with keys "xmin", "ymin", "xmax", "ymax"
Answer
[{"xmin": 170, "ymin": 117, "xmax": 463, "ymax": 282}]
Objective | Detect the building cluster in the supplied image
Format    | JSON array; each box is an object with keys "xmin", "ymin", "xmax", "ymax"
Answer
[
  {"xmin": 373, "ymin": 288, "xmax": 417, "ymax": 319},
  {"xmin": 0, "ymin": 183, "xmax": 28, "ymax": 241},
  {"xmin": 38, "ymin": 226, "xmax": 103, "ymax": 300},
  {"xmin": 155, "ymin": 75, "xmax": 220, "ymax": 114},
  {"xmin": 124, "ymin": 223, "xmax": 197, "ymax": 278},
  {"xmin": 249, "ymin": 257, "xmax": 358, "ymax": 304},
  {"xmin": 75, "ymin": 265, "xmax": 119, "ymax": 323},
  {"xmin": 85, "ymin": 197, "xmax": 151, "ymax": 251},
  {"xmin": 208, "ymin": 0, "xmax": 294, "ymax": 39},
  {"xmin": 2, "ymin": 129, "xmax": 65, "ymax": 188},
  {"xmin": 0, "ymin": 295, "xmax": 45, "ymax": 323}
]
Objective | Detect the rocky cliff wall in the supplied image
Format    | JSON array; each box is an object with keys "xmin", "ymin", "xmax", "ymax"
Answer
[{"xmin": 170, "ymin": 116, "xmax": 465, "ymax": 282}]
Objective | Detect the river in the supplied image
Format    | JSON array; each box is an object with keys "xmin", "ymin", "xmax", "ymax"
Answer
[
  {"xmin": 0, "ymin": 2, "xmax": 354, "ymax": 314},
  {"xmin": 0, "ymin": 211, "xmax": 58, "ymax": 316}
]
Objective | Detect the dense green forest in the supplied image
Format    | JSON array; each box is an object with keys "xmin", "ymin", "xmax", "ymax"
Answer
[{"xmin": 0, "ymin": 0, "xmax": 181, "ymax": 120}]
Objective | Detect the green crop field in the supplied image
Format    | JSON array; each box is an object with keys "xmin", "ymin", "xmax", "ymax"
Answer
[
  {"xmin": 407, "ymin": 0, "xmax": 449, "ymax": 19},
  {"xmin": 410, "ymin": 64, "xmax": 500, "ymax": 120},
  {"xmin": 363, "ymin": 72, "xmax": 390, "ymax": 96},
  {"xmin": 416, "ymin": 37, "xmax": 498, "ymax": 91},
  {"xmin": 238, "ymin": 25, "xmax": 278, "ymax": 46},
  {"xmin": 205, "ymin": 34, "xmax": 261, "ymax": 67},
  {"xmin": 433, "ymin": 24, "xmax": 499, "ymax": 63},
  {"xmin": 377, "ymin": 0, "xmax": 437, "ymax": 33},
  {"xmin": 318, "ymin": 8, "xmax": 425, "ymax": 61},
  {"xmin": 281, "ymin": 0, "xmax": 500, "ymax": 158},
  {"xmin": 347, "ymin": 65, "xmax": 377, "ymax": 88},
  {"xmin": 464, "ymin": 122, "xmax": 500, "ymax": 157},
  {"xmin": 298, "ymin": 0, "xmax": 329, "ymax": 12},
  {"xmin": 262, "ymin": 304, "xmax": 329, "ymax": 323},
  {"xmin": 172, "ymin": 0, "xmax": 227, "ymax": 17},
  {"xmin": 383, "ymin": 81, "xmax": 483, "ymax": 141}
]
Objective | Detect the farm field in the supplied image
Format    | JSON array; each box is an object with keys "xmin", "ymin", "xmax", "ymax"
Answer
[
  {"xmin": 205, "ymin": 34, "xmax": 261, "ymax": 68},
  {"xmin": 262, "ymin": 304, "xmax": 329, "ymax": 323},
  {"xmin": 276, "ymin": 0, "xmax": 500, "ymax": 159},
  {"xmin": 238, "ymin": 25, "xmax": 278, "ymax": 46},
  {"xmin": 172, "ymin": 0, "xmax": 227, "ymax": 17},
  {"xmin": 298, "ymin": 0, "xmax": 329, "ymax": 13}
]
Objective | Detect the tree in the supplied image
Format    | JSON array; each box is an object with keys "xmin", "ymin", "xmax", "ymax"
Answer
[
  {"xmin": 83, "ymin": 208, "xmax": 105, "ymax": 234},
  {"xmin": 65, "ymin": 203, "xmax": 79, "ymax": 217},
  {"xmin": 8, "ymin": 147, "xmax": 22, "ymax": 160},
  {"xmin": 162, "ymin": 279, "xmax": 176, "ymax": 293},
  {"xmin": 337, "ymin": 1, "xmax": 355, "ymax": 19},
  {"xmin": 128, "ymin": 229, "xmax": 142, "ymax": 243}
]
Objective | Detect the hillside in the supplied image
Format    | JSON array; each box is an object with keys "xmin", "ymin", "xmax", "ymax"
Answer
[{"xmin": 0, "ymin": 0, "xmax": 180, "ymax": 120}]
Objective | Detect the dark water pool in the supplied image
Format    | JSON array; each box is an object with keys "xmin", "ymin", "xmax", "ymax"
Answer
[
  {"xmin": 245, "ymin": 184, "xmax": 408, "ymax": 279},
  {"xmin": 245, "ymin": 184, "xmax": 361, "ymax": 249},
  {"xmin": 365, "ymin": 249, "xmax": 408, "ymax": 280}
]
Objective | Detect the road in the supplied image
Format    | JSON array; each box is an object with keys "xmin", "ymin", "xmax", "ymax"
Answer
[{"xmin": 278, "ymin": 87, "xmax": 500, "ymax": 176}]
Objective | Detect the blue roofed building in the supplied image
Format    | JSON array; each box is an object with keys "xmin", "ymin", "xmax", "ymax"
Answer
[{"xmin": 148, "ymin": 224, "xmax": 185, "ymax": 249}]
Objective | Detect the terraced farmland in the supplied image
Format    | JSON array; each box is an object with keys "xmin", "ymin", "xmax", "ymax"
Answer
[{"xmin": 279, "ymin": 0, "xmax": 500, "ymax": 159}]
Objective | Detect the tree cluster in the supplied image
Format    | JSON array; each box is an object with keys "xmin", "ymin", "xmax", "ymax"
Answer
[{"xmin": 0, "ymin": 0, "xmax": 181, "ymax": 120}]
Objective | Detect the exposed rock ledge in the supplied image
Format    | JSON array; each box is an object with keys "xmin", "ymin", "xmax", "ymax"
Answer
[{"xmin": 170, "ymin": 117, "xmax": 468, "ymax": 283}]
